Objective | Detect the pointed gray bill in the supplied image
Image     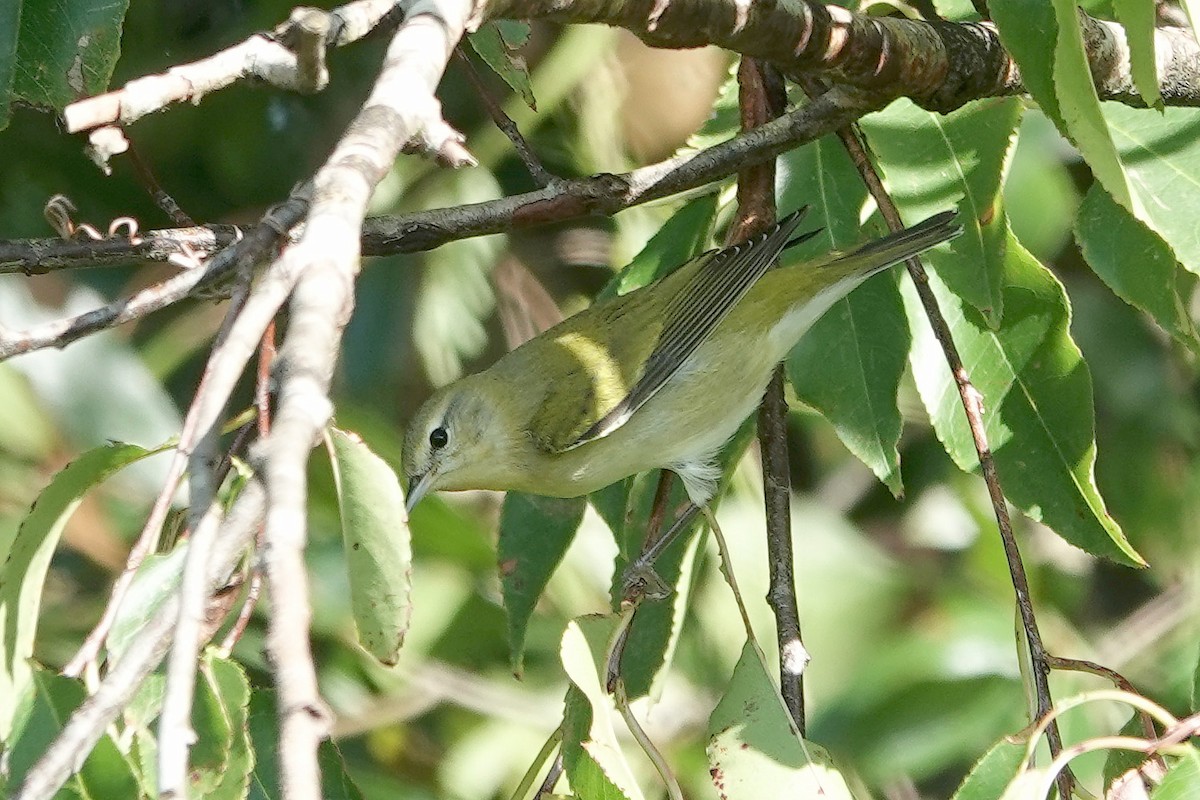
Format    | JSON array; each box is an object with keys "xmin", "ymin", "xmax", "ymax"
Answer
[{"xmin": 404, "ymin": 471, "xmax": 435, "ymax": 516}]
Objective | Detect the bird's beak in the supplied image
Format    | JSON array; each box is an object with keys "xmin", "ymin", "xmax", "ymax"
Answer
[{"xmin": 404, "ymin": 471, "xmax": 435, "ymax": 516}]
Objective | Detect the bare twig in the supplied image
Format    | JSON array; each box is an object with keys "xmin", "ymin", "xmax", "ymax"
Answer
[
  {"xmin": 456, "ymin": 47, "xmax": 553, "ymax": 186},
  {"xmin": 0, "ymin": 185, "xmax": 311, "ymax": 362},
  {"xmin": 731, "ymin": 57, "xmax": 806, "ymax": 733},
  {"xmin": 13, "ymin": 481, "xmax": 266, "ymax": 800}
]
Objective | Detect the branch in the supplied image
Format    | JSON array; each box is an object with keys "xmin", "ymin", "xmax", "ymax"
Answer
[
  {"xmin": 246, "ymin": 0, "xmax": 482, "ymax": 796},
  {"xmin": 0, "ymin": 92, "xmax": 865, "ymax": 360},
  {"xmin": 62, "ymin": 0, "xmax": 405, "ymax": 133},
  {"xmin": 729, "ymin": 58, "xmax": 807, "ymax": 732}
]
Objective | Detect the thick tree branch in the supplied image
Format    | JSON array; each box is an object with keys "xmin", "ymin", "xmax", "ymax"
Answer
[{"xmin": 481, "ymin": 0, "xmax": 1200, "ymax": 109}]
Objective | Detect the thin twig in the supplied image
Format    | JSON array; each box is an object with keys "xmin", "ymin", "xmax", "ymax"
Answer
[
  {"xmin": 127, "ymin": 143, "xmax": 193, "ymax": 226},
  {"xmin": 1047, "ymin": 655, "xmax": 1159, "ymax": 744},
  {"xmin": 456, "ymin": 47, "xmax": 552, "ymax": 186},
  {"xmin": 796, "ymin": 75, "xmax": 1073, "ymax": 798},
  {"xmin": 0, "ymin": 185, "xmax": 312, "ymax": 361},
  {"xmin": 732, "ymin": 56, "xmax": 807, "ymax": 733}
]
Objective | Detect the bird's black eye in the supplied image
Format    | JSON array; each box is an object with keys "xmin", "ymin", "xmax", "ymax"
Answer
[{"xmin": 429, "ymin": 426, "xmax": 449, "ymax": 449}]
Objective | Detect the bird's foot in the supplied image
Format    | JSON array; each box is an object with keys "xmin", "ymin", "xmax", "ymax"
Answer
[{"xmin": 621, "ymin": 560, "xmax": 672, "ymax": 602}]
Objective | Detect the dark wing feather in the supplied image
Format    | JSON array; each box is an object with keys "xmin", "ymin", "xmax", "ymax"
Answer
[{"xmin": 560, "ymin": 208, "xmax": 814, "ymax": 450}]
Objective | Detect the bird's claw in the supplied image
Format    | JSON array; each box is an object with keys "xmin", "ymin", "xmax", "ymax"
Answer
[{"xmin": 621, "ymin": 561, "xmax": 672, "ymax": 602}]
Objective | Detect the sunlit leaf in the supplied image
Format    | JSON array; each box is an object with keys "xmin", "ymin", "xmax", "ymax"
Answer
[
  {"xmin": 904, "ymin": 230, "xmax": 1142, "ymax": 565},
  {"xmin": 328, "ymin": 427, "xmax": 413, "ymax": 665},
  {"xmin": 862, "ymin": 96, "xmax": 1022, "ymax": 324},
  {"xmin": 107, "ymin": 546, "xmax": 187, "ymax": 666},
  {"xmin": 1111, "ymin": 0, "xmax": 1161, "ymax": 108},
  {"xmin": 560, "ymin": 616, "xmax": 641, "ymax": 800},
  {"xmin": 1152, "ymin": 749, "xmax": 1200, "ymax": 800},
  {"xmin": 708, "ymin": 642, "xmax": 854, "ymax": 800}
]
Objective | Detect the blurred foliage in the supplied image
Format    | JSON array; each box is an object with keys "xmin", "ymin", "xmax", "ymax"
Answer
[{"xmin": 1, "ymin": 0, "xmax": 1200, "ymax": 799}]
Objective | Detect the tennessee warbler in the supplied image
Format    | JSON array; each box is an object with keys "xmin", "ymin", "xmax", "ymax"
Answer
[{"xmin": 403, "ymin": 208, "xmax": 961, "ymax": 513}]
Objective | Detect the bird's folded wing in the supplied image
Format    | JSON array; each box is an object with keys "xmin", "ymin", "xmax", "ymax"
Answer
[{"xmin": 531, "ymin": 208, "xmax": 813, "ymax": 454}]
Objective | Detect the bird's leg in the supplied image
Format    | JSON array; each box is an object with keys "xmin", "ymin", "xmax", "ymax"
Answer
[{"xmin": 621, "ymin": 502, "xmax": 702, "ymax": 601}]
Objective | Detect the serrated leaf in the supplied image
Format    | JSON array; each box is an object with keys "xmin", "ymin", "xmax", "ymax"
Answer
[
  {"xmin": 7, "ymin": 666, "xmax": 141, "ymax": 800},
  {"xmin": 499, "ymin": 492, "xmax": 586, "ymax": 674},
  {"xmin": 328, "ymin": 427, "xmax": 413, "ymax": 666},
  {"xmin": 781, "ymin": 135, "xmax": 910, "ymax": 496},
  {"xmin": 994, "ymin": 1, "xmax": 1200, "ymax": 278},
  {"xmin": 0, "ymin": 440, "xmax": 162, "ymax": 739},
  {"xmin": 990, "ymin": 1, "xmax": 1065, "ymax": 130},
  {"xmin": 1101, "ymin": 102, "xmax": 1200, "ymax": 275},
  {"xmin": 596, "ymin": 193, "xmax": 718, "ymax": 302},
  {"xmin": 560, "ymin": 616, "xmax": 641, "ymax": 800},
  {"xmin": 11, "ymin": 0, "xmax": 128, "ymax": 112},
  {"xmin": 951, "ymin": 733, "xmax": 1030, "ymax": 800},
  {"xmin": 904, "ymin": 229, "xmax": 1143, "ymax": 565},
  {"xmin": 1075, "ymin": 185, "xmax": 1200, "ymax": 352},
  {"xmin": 467, "ymin": 20, "xmax": 536, "ymax": 110},
  {"xmin": 707, "ymin": 642, "xmax": 854, "ymax": 800},
  {"xmin": 205, "ymin": 654, "xmax": 254, "ymax": 800},
  {"xmin": 861, "ymin": 97, "xmax": 1022, "ymax": 324},
  {"xmin": 1112, "ymin": 0, "xmax": 1161, "ymax": 108}
]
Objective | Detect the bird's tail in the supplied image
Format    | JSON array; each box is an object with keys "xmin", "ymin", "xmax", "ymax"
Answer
[{"xmin": 824, "ymin": 210, "xmax": 962, "ymax": 279}]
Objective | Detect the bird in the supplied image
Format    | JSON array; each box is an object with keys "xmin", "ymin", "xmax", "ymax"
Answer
[{"xmin": 402, "ymin": 208, "xmax": 961, "ymax": 526}]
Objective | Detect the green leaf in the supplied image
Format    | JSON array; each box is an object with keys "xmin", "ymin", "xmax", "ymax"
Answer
[
  {"xmin": 595, "ymin": 193, "xmax": 718, "ymax": 302},
  {"xmin": 1102, "ymin": 713, "xmax": 1152, "ymax": 789},
  {"xmin": 707, "ymin": 642, "xmax": 855, "ymax": 800},
  {"xmin": 7, "ymin": 666, "xmax": 141, "ymax": 800},
  {"xmin": 781, "ymin": 135, "xmax": 911, "ymax": 496},
  {"xmin": 0, "ymin": 440, "xmax": 161, "ymax": 739},
  {"xmin": 1111, "ymin": 0, "xmax": 1161, "ymax": 108},
  {"xmin": 861, "ymin": 97, "xmax": 1022, "ymax": 325},
  {"xmin": 327, "ymin": 427, "xmax": 413, "ymax": 666},
  {"xmin": 107, "ymin": 546, "xmax": 187, "ymax": 666},
  {"xmin": 1076, "ymin": 185, "xmax": 1200, "ymax": 352},
  {"xmin": 1152, "ymin": 749, "xmax": 1200, "ymax": 800},
  {"xmin": 11, "ymin": 0, "xmax": 128, "ymax": 112},
  {"xmin": 1101, "ymin": 102, "xmax": 1200, "ymax": 275},
  {"xmin": 903, "ymin": 230, "xmax": 1143, "ymax": 565},
  {"xmin": 990, "ymin": 1, "xmax": 1065, "ymax": 131},
  {"xmin": 205, "ymin": 655, "xmax": 253, "ymax": 800},
  {"xmin": 467, "ymin": 20, "xmax": 536, "ymax": 111},
  {"xmin": 560, "ymin": 616, "xmax": 640, "ymax": 800},
  {"xmin": 499, "ymin": 492, "xmax": 587, "ymax": 674},
  {"xmin": 951, "ymin": 733, "xmax": 1030, "ymax": 800}
]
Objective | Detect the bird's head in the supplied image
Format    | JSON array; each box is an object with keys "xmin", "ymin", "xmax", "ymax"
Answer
[{"xmin": 402, "ymin": 376, "xmax": 518, "ymax": 513}]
